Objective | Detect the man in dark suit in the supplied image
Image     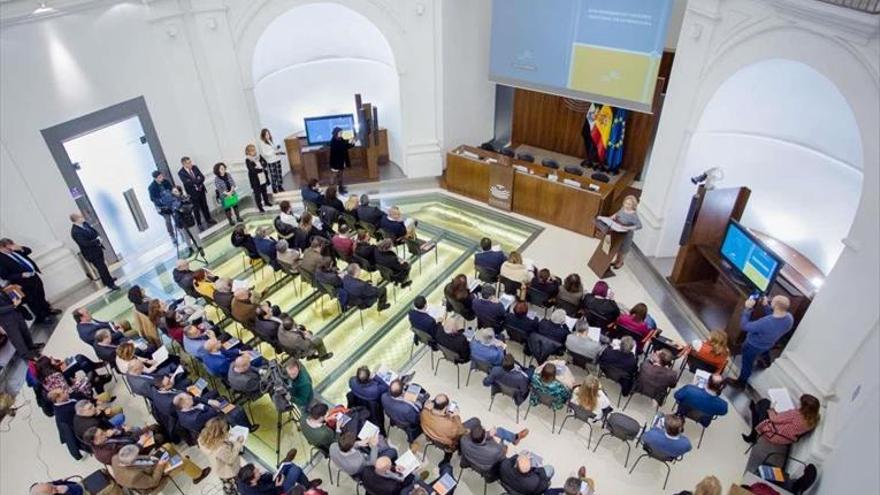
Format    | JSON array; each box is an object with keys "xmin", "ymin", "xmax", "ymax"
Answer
[
  {"xmin": 356, "ymin": 194, "xmax": 385, "ymax": 226},
  {"xmin": 0, "ymin": 286, "xmax": 42, "ymax": 358},
  {"xmin": 381, "ymin": 379, "xmax": 425, "ymax": 443},
  {"xmin": 374, "ymin": 239, "xmax": 412, "ymax": 286},
  {"xmin": 342, "ymin": 263, "xmax": 390, "ymax": 311},
  {"xmin": 300, "ymin": 178, "xmax": 323, "ymax": 207},
  {"xmin": 499, "ymin": 454, "xmax": 554, "ymax": 495},
  {"xmin": 537, "ymin": 309, "xmax": 570, "ymax": 346},
  {"xmin": 147, "ymin": 170, "xmax": 175, "ymax": 242},
  {"xmin": 598, "ymin": 336, "xmax": 639, "ymax": 395},
  {"xmin": 173, "ymin": 391, "xmax": 255, "ymax": 436},
  {"xmin": 172, "ymin": 259, "xmax": 199, "ymax": 298},
  {"xmin": 408, "ymin": 296, "xmax": 440, "ymax": 343},
  {"xmin": 0, "ymin": 238, "xmax": 60, "ymax": 324},
  {"xmin": 178, "ymin": 156, "xmax": 216, "ymax": 230},
  {"xmin": 69, "ymin": 213, "xmax": 117, "ymax": 290},
  {"xmin": 361, "ymin": 456, "xmax": 413, "ymax": 495},
  {"xmin": 483, "ymin": 353, "xmax": 531, "ymax": 405},
  {"xmin": 73, "ymin": 307, "xmax": 127, "ymax": 347},
  {"xmin": 474, "ymin": 237, "xmax": 506, "ymax": 272},
  {"xmin": 472, "ymin": 284, "xmax": 507, "ymax": 334}
]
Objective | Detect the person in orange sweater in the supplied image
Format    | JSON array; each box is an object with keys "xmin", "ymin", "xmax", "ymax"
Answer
[{"xmin": 689, "ymin": 330, "xmax": 730, "ymax": 373}]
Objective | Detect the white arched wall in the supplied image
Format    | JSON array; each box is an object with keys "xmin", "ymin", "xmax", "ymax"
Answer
[
  {"xmin": 670, "ymin": 59, "xmax": 863, "ymax": 274},
  {"xmin": 636, "ymin": 0, "xmax": 879, "ymax": 488},
  {"xmin": 251, "ymin": 3, "xmax": 403, "ymax": 167},
  {"xmin": 234, "ymin": 0, "xmax": 444, "ymax": 178}
]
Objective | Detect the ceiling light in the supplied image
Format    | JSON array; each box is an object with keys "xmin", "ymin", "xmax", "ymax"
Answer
[{"xmin": 34, "ymin": 2, "xmax": 56, "ymax": 15}]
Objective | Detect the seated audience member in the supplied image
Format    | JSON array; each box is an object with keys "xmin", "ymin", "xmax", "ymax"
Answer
[
  {"xmin": 111, "ymin": 444, "xmax": 172, "ymax": 491},
  {"xmin": 46, "ymin": 388, "xmax": 86, "ymax": 459},
  {"xmin": 616, "ymin": 302, "xmax": 652, "ymax": 344},
  {"xmin": 353, "ymin": 231, "xmax": 376, "ymax": 264},
  {"xmin": 537, "ymin": 309, "xmax": 570, "ymax": 346},
  {"xmin": 530, "ymin": 362, "xmax": 574, "ymax": 410},
  {"xmin": 500, "ymin": 251, "xmax": 531, "ymax": 285},
  {"xmin": 634, "ymin": 349, "xmax": 679, "ymax": 401},
  {"xmin": 115, "ymin": 341, "xmax": 164, "ymax": 374},
  {"xmin": 322, "ymin": 185, "xmax": 345, "ymax": 212},
  {"xmin": 582, "ymin": 281, "xmax": 620, "ymax": 329},
  {"xmin": 315, "ymin": 260, "xmax": 343, "ymax": 290},
  {"xmin": 125, "ymin": 359, "xmax": 187, "ymax": 398},
  {"xmin": 253, "ymin": 303, "xmax": 282, "ymax": 345},
  {"xmin": 381, "ymin": 379, "xmax": 425, "ymax": 443},
  {"xmin": 127, "ymin": 285, "xmax": 151, "ymax": 316},
  {"xmin": 172, "ymin": 259, "xmax": 199, "ymax": 297},
  {"xmin": 674, "ymin": 374, "xmax": 729, "ymax": 425},
  {"xmin": 566, "ymin": 319, "xmax": 605, "ymax": 361},
  {"xmin": 300, "ymin": 403, "xmax": 336, "ymax": 452},
  {"xmin": 474, "ymin": 237, "xmax": 506, "ymax": 273},
  {"xmin": 557, "ymin": 273, "xmax": 585, "ymax": 309},
  {"xmin": 192, "ymin": 269, "xmax": 216, "ymax": 300},
  {"xmin": 231, "ymin": 288, "xmax": 260, "ymax": 328},
  {"xmin": 641, "ymin": 414, "xmax": 692, "ymax": 457},
  {"xmin": 198, "ymin": 417, "xmax": 247, "ymax": 494},
  {"xmin": 470, "ymin": 328, "xmax": 506, "ymax": 367},
  {"xmin": 72, "ymin": 399, "xmax": 124, "ymax": 442},
  {"xmin": 284, "ymin": 360, "xmax": 314, "ymax": 410},
  {"xmin": 343, "ymin": 194, "xmax": 360, "ymax": 217},
  {"xmin": 545, "ymin": 467, "xmax": 596, "ymax": 495},
  {"xmin": 360, "ymin": 455, "xmax": 412, "ymax": 495},
  {"xmin": 530, "ymin": 268, "xmax": 561, "ymax": 299},
  {"xmin": 742, "ymin": 393, "xmax": 821, "ymax": 445},
  {"xmin": 73, "ymin": 307, "xmax": 130, "ymax": 347},
  {"xmin": 84, "ymin": 426, "xmax": 156, "ymax": 468},
  {"xmin": 278, "ymin": 316, "xmax": 333, "ymax": 361},
  {"xmin": 420, "ymin": 394, "xmax": 476, "ymax": 462},
  {"xmin": 673, "ymin": 475, "xmax": 722, "ymax": 495},
  {"xmin": 301, "ymin": 178, "xmax": 323, "ymax": 206},
  {"xmin": 235, "ymin": 463, "xmax": 282, "ymax": 495},
  {"xmin": 213, "ymin": 278, "xmax": 235, "ymax": 313},
  {"xmin": 374, "ymin": 239, "xmax": 412, "ymax": 286},
  {"xmin": 379, "ymin": 206, "xmax": 408, "ymax": 240},
  {"xmin": 276, "ymin": 239, "xmax": 302, "ymax": 271},
  {"xmin": 228, "ymin": 354, "xmax": 263, "ymax": 396},
  {"xmin": 499, "ymin": 454, "xmax": 554, "ymax": 495},
  {"xmin": 356, "ymin": 194, "xmax": 385, "ymax": 226},
  {"xmin": 253, "ymin": 226, "xmax": 279, "ymax": 268},
  {"xmin": 330, "ymin": 430, "xmax": 382, "ymax": 478},
  {"xmin": 689, "ymin": 329, "xmax": 730, "ymax": 374},
  {"xmin": 300, "ymin": 237, "xmax": 331, "ymax": 277},
  {"xmin": 173, "ymin": 391, "xmax": 256, "ymax": 435},
  {"xmin": 331, "ymin": 224, "xmax": 355, "ymax": 259},
  {"xmin": 342, "ymin": 263, "xmax": 391, "ymax": 311},
  {"xmin": 507, "ymin": 301, "xmax": 539, "ymax": 336},
  {"xmin": 598, "ymin": 336, "xmax": 638, "ymax": 395},
  {"xmin": 201, "ymin": 337, "xmax": 241, "ymax": 377},
  {"xmin": 29, "ymin": 480, "xmax": 84, "ymax": 495},
  {"xmin": 231, "ymin": 224, "xmax": 259, "ymax": 259},
  {"xmin": 484, "ymin": 353, "xmax": 531, "ymax": 405},
  {"xmin": 349, "ymin": 365, "xmax": 390, "ymax": 402},
  {"xmin": 435, "ymin": 313, "xmax": 471, "ymax": 361},
  {"xmin": 36, "ymin": 354, "xmax": 111, "ymax": 399},
  {"xmin": 472, "ymin": 284, "xmax": 507, "ymax": 333},
  {"xmin": 460, "ymin": 420, "xmax": 529, "ymax": 476},
  {"xmin": 443, "ymin": 274, "xmax": 475, "ymax": 318},
  {"xmin": 275, "ymin": 201, "xmax": 298, "ymax": 238},
  {"xmin": 93, "ymin": 329, "xmax": 123, "ymax": 364},
  {"xmin": 162, "ymin": 310, "xmax": 187, "ymax": 344},
  {"xmin": 571, "ymin": 375, "xmax": 612, "ymax": 419},
  {"xmin": 183, "ymin": 324, "xmax": 213, "ymax": 358},
  {"xmin": 408, "ymin": 295, "xmax": 442, "ymax": 343}
]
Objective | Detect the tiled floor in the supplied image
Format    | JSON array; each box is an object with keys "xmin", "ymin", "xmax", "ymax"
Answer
[{"xmin": 0, "ymin": 190, "xmax": 752, "ymax": 495}]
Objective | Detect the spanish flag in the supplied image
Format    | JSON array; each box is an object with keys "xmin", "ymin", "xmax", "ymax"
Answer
[{"xmin": 592, "ymin": 104, "xmax": 613, "ymax": 162}]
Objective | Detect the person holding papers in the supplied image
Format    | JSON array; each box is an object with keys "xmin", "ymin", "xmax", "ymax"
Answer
[
  {"xmin": 566, "ymin": 319, "xmax": 606, "ymax": 361},
  {"xmin": 537, "ymin": 309, "xmax": 571, "ymax": 346},
  {"xmin": 608, "ymin": 195, "xmax": 642, "ymax": 269},
  {"xmin": 459, "ymin": 420, "xmax": 530, "ymax": 478},
  {"xmin": 382, "ymin": 379, "xmax": 428, "ymax": 443},
  {"xmin": 400, "ymin": 461, "xmax": 459, "ymax": 495},
  {"xmin": 173, "ymin": 391, "xmax": 258, "ymax": 437},
  {"xmin": 361, "ymin": 455, "xmax": 414, "ymax": 495},
  {"xmin": 570, "ymin": 375, "xmax": 613, "ymax": 419},
  {"xmin": 598, "ymin": 336, "xmax": 638, "ymax": 395},
  {"xmin": 420, "ymin": 394, "xmax": 478, "ymax": 463},
  {"xmin": 202, "ymin": 337, "xmax": 252, "ymax": 377},
  {"xmin": 330, "ymin": 430, "xmax": 395, "ymax": 478},
  {"xmin": 742, "ymin": 393, "xmax": 821, "ymax": 445},
  {"xmin": 674, "ymin": 374, "xmax": 729, "ymax": 426},
  {"xmin": 530, "ymin": 268, "xmax": 561, "ymax": 300},
  {"xmin": 499, "ymin": 453, "xmax": 554, "ymax": 495},
  {"xmin": 110, "ymin": 444, "xmax": 173, "ymax": 491},
  {"xmin": 470, "ymin": 328, "xmax": 506, "ymax": 367},
  {"xmin": 198, "ymin": 417, "xmax": 246, "ymax": 495},
  {"xmin": 472, "ymin": 284, "xmax": 507, "ymax": 334},
  {"xmin": 125, "ymin": 359, "xmax": 189, "ymax": 398},
  {"xmin": 349, "ymin": 366, "xmax": 390, "ymax": 402}
]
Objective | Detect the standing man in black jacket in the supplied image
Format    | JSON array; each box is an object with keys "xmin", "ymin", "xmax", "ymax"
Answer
[
  {"xmin": 69, "ymin": 213, "xmax": 118, "ymax": 290},
  {"xmin": 178, "ymin": 156, "xmax": 216, "ymax": 230},
  {"xmin": 0, "ymin": 238, "xmax": 60, "ymax": 324},
  {"xmin": 0, "ymin": 285, "xmax": 43, "ymax": 358},
  {"xmin": 147, "ymin": 170, "xmax": 176, "ymax": 243}
]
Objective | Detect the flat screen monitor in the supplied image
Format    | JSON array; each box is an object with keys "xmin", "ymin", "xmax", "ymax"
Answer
[
  {"xmin": 719, "ymin": 220, "xmax": 783, "ymax": 293},
  {"xmin": 304, "ymin": 114, "xmax": 356, "ymax": 146}
]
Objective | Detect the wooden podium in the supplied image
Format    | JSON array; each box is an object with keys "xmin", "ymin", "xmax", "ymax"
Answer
[{"xmin": 588, "ymin": 220, "xmax": 626, "ymax": 279}]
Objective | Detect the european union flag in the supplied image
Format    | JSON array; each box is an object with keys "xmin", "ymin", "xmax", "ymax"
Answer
[{"xmin": 606, "ymin": 108, "xmax": 628, "ymax": 172}]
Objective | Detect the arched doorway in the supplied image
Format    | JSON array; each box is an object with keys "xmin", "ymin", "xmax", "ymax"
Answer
[{"xmin": 250, "ymin": 2, "xmax": 403, "ymax": 173}]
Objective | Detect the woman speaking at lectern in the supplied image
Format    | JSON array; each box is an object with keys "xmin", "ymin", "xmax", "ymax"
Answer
[
  {"xmin": 329, "ymin": 126, "xmax": 354, "ymax": 194},
  {"xmin": 611, "ymin": 195, "xmax": 642, "ymax": 269}
]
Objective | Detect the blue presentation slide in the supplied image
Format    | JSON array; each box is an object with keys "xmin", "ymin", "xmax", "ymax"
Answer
[
  {"xmin": 304, "ymin": 114, "xmax": 355, "ymax": 145},
  {"xmin": 720, "ymin": 225, "xmax": 779, "ymax": 291}
]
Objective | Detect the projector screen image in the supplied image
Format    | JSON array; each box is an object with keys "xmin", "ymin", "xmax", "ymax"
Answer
[
  {"xmin": 304, "ymin": 114, "xmax": 356, "ymax": 145},
  {"xmin": 489, "ymin": 0, "xmax": 673, "ymax": 113},
  {"xmin": 719, "ymin": 221, "xmax": 783, "ymax": 293}
]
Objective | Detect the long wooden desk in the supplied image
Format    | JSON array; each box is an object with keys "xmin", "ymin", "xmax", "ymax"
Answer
[{"xmin": 445, "ymin": 145, "xmax": 635, "ymax": 237}]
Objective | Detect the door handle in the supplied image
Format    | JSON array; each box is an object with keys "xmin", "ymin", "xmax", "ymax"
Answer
[{"xmin": 122, "ymin": 188, "xmax": 149, "ymax": 232}]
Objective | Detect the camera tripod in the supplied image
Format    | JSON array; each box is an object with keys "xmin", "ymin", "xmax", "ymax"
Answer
[{"xmin": 174, "ymin": 226, "xmax": 209, "ymax": 265}]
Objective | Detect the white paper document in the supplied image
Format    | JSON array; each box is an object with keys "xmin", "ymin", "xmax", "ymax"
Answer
[
  {"xmin": 151, "ymin": 346, "xmax": 169, "ymax": 364},
  {"xmin": 229, "ymin": 425, "xmax": 249, "ymax": 443},
  {"xmin": 358, "ymin": 420, "xmax": 380, "ymax": 440},
  {"xmin": 597, "ymin": 216, "xmax": 630, "ymax": 233},
  {"xmin": 768, "ymin": 388, "xmax": 795, "ymax": 412},
  {"xmin": 587, "ymin": 326, "xmax": 602, "ymax": 342},
  {"xmin": 395, "ymin": 450, "xmax": 421, "ymax": 477}
]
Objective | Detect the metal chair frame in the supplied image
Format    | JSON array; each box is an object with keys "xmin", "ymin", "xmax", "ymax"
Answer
[
  {"xmin": 523, "ymin": 387, "xmax": 561, "ymax": 433},
  {"xmin": 434, "ymin": 344, "xmax": 465, "ymax": 389}
]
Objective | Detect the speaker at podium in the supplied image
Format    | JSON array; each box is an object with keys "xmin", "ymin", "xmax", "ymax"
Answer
[{"xmin": 588, "ymin": 217, "xmax": 628, "ymax": 279}]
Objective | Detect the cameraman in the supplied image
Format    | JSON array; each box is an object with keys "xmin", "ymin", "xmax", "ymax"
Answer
[
  {"xmin": 170, "ymin": 186, "xmax": 203, "ymax": 258},
  {"xmin": 147, "ymin": 170, "xmax": 176, "ymax": 244}
]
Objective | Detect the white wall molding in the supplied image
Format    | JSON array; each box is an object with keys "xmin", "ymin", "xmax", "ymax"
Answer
[{"xmin": 775, "ymin": 0, "xmax": 880, "ymax": 39}]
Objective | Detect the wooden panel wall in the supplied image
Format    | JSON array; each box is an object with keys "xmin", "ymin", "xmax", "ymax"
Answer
[{"xmin": 509, "ymin": 51, "xmax": 675, "ymax": 179}]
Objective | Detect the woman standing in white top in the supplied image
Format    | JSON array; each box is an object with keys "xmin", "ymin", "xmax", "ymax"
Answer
[{"xmin": 259, "ymin": 128, "xmax": 286, "ymax": 193}]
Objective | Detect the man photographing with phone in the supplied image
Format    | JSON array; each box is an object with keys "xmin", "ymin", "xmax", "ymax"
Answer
[
  {"xmin": 726, "ymin": 294, "xmax": 793, "ymax": 388},
  {"xmin": 0, "ymin": 238, "xmax": 61, "ymax": 324}
]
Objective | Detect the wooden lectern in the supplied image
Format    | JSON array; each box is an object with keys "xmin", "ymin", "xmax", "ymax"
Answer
[{"xmin": 588, "ymin": 219, "xmax": 626, "ymax": 279}]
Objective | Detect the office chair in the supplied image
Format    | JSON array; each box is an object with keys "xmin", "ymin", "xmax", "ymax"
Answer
[
  {"xmin": 591, "ymin": 172, "xmax": 611, "ymax": 183},
  {"xmin": 564, "ymin": 165, "xmax": 584, "ymax": 176},
  {"xmin": 542, "ymin": 158, "xmax": 559, "ymax": 169},
  {"xmin": 516, "ymin": 152, "xmax": 535, "ymax": 162}
]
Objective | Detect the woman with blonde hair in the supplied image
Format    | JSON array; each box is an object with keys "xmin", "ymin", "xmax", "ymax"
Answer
[
  {"xmin": 572, "ymin": 375, "xmax": 612, "ymax": 418},
  {"xmin": 500, "ymin": 250, "xmax": 531, "ymax": 285},
  {"xmin": 245, "ymin": 143, "xmax": 272, "ymax": 212},
  {"xmin": 690, "ymin": 329, "xmax": 730, "ymax": 373},
  {"xmin": 115, "ymin": 341, "xmax": 160, "ymax": 374},
  {"xmin": 610, "ymin": 194, "xmax": 642, "ymax": 269},
  {"xmin": 198, "ymin": 416, "xmax": 245, "ymax": 494},
  {"xmin": 674, "ymin": 475, "xmax": 721, "ymax": 495}
]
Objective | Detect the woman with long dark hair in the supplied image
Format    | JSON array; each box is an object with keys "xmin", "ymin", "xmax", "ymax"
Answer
[
  {"xmin": 213, "ymin": 162, "xmax": 243, "ymax": 226},
  {"xmin": 259, "ymin": 128, "xmax": 286, "ymax": 193},
  {"xmin": 328, "ymin": 127, "xmax": 353, "ymax": 194}
]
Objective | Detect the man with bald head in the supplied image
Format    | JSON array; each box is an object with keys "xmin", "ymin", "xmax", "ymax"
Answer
[
  {"xmin": 70, "ymin": 212, "xmax": 118, "ymax": 290},
  {"xmin": 499, "ymin": 453, "xmax": 554, "ymax": 495},
  {"xmin": 361, "ymin": 455, "xmax": 413, "ymax": 495},
  {"xmin": 729, "ymin": 294, "xmax": 794, "ymax": 387},
  {"xmin": 29, "ymin": 479, "xmax": 84, "ymax": 495},
  {"xmin": 228, "ymin": 353, "xmax": 263, "ymax": 395}
]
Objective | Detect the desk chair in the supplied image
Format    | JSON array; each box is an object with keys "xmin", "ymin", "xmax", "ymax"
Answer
[
  {"xmin": 458, "ymin": 455, "xmax": 500, "ymax": 495},
  {"xmin": 558, "ymin": 389, "xmax": 597, "ymax": 448},
  {"xmin": 308, "ymin": 445, "xmax": 335, "ymax": 485},
  {"xmin": 599, "ymin": 364, "xmax": 634, "ymax": 407},
  {"xmin": 592, "ymin": 412, "xmax": 642, "ymax": 467},
  {"xmin": 406, "ymin": 237, "xmax": 438, "ymax": 275},
  {"xmin": 523, "ymin": 387, "xmax": 563, "ymax": 433},
  {"xmin": 629, "ymin": 441, "xmax": 683, "ymax": 490},
  {"xmin": 541, "ymin": 159, "xmax": 559, "ymax": 169},
  {"xmin": 410, "ymin": 327, "xmax": 438, "ymax": 369},
  {"xmin": 434, "ymin": 344, "xmax": 467, "ymax": 388},
  {"xmin": 488, "ymin": 381, "xmax": 527, "ymax": 423},
  {"xmin": 674, "ymin": 403, "xmax": 717, "ymax": 449},
  {"xmin": 465, "ymin": 357, "xmax": 495, "ymax": 387}
]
